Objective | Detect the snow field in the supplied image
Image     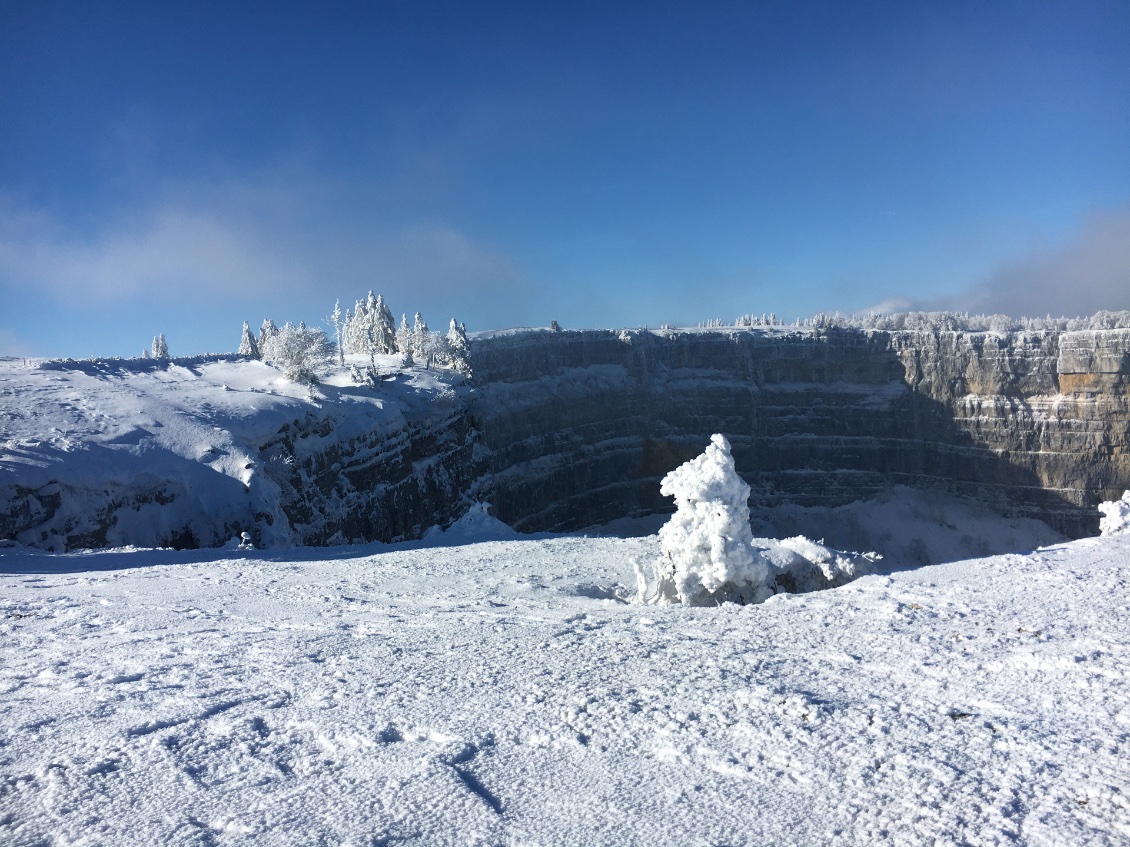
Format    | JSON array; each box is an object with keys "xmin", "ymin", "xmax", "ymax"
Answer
[{"xmin": 2, "ymin": 531, "xmax": 1128, "ymax": 845}]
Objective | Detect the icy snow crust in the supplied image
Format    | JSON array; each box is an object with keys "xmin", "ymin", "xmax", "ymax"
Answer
[{"xmin": 2, "ymin": 533, "xmax": 1128, "ymax": 846}]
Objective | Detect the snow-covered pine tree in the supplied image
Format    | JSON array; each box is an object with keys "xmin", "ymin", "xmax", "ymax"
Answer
[
  {"xmin": 365, "ymin": 322, "xmax": 377, "ymax": 368},
  {"xmin": 152, "ymin": 333, "xmax": 169, "ymax": 359},
  {"xmin": 397, "ymin": 314, "xmax": 414, "ymax": 366},
  {"xmin": 446, "ymin": 318, "xmax": 471, "ymax": 376},
  {"xmin": 259, "ymin": 319, "xmax": 279, "ymax": 353},
  {"xmin": 238, "ymin": 321, "xmax": 260, "ymax": 358},
  {"xmin": 636, "ymin": 434, "xmax": 771, "ymax": 606},
  {"xmin": 412, "ymin": 312, "xmax": 430, "ymax": 366},
  {"xmin": 340, "ymin": 308, "xmax": 353, "ymax": 352},
  {"xmin": 375, "ymin": 294, "xmax": 396, "ymax": 353},
  {"xmin": 329, "ymin": 300, "xmax": 344, "ymax": 366}
]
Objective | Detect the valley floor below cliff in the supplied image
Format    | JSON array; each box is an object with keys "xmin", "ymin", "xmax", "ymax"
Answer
[{"xmin": 2, "ymin": 526, "xmax": 1127, "ymax": 846}]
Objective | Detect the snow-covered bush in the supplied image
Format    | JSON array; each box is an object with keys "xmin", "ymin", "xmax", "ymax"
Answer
[
  {"xmin": 636, "ymin": 434, "xmax": 880, "ymax": 605},
  {"xmin": 639, "ymin": 434, "xmax": 772, "ymax": 605},
  {"xmin": 1099, "ymin": 491, "xmax": 1130, "ymax": 536},
  {"xmin": 756, "ymin": 535, "xmax": 879, "ymax": 593},
  {"xmin": 152, "ymin": 333, "xmax": 169, "ymax": 359},
  {"xmin": 260, "ymin": 323, "xmax": 336, "ymax": 384}
]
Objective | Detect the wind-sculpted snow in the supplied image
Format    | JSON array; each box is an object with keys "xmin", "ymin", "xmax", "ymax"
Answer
[{"xmin": 1, "ymin": 532, "xmax": 1128, "ymax": 845}]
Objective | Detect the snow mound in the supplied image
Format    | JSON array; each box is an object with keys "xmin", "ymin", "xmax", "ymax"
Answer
[
  {"xmin": 1098, "ymin": 491, "xmax": 1130, "ymax": 536},
  {"xmin": 426, "ymin": 502, "xmax": 518, "ymax": 544},
  {"xmin": 758, "ymin": 535, "xmax": 880, "ymax": 593}
]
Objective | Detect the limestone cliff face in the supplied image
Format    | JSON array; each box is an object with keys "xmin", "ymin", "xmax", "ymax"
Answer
[{"xmin": 470, "ymin": 328, "xmax": 1130, "ymax": 537}]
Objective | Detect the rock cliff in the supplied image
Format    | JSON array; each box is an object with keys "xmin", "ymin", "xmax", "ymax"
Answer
[
  {"xmin": 2, "ymin": 326, "xmax": 1127, "ymax": 551},
  {"xmin": 470, "ymin": 327, "xmax": 1130, "ymax": 537}
]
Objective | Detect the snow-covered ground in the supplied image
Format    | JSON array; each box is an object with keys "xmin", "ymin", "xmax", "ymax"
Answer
[{"xmin": 2, "ymin": 519, "xmax": 1127, "ymax": 845}]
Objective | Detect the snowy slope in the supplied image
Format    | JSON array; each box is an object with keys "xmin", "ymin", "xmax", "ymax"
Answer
[
  {"xmin": 2, "ymin": 530, "xmax": 1127, "ymax": 845},
  {"xmin": 0, "ymin": 355, "xmax": 471, "ymax": 550}
]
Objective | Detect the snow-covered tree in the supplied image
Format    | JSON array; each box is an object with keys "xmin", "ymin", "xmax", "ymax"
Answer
[
  {"xmin": 374, "ymin": 294, "xmax": 396, "ymax": 353},
  {"xmin": 340, "ymin": 292, "xmax": 397, "ymax": 355},
  {"xmin": 259, "ymin": 322, "xmax": 335, "ymax": 384},
  {"xmin": 238, "ymin": 321, "xmax": 260, "ymax": 358},
  {"xmin": 1099, "ymin": 491, "xmax": 1130, "ymax": 536},
  {"xmin": 396, "ymin": 314, "xmax": 413, "ymax": 365},
  {"xmin": 259, "ymin": 319, "xmax": 279, "ymax": 352},
  {"xmin": 329, "ymin": 300, "xmax": 344, "ymax": 366},
  {"xmin": 412, "ymin": 312, "xmax": 430, "ymax": 365},
  {"xmin": 446, "ymin": 318, "xmax": 470, "ymax": 376},
  {"xmin": 638, "ymin": 434, "xmax": 770, "ymax": 606},
  {"xmin": 152, "ymin": 333, "xmax": 169, "ymax": 360}
]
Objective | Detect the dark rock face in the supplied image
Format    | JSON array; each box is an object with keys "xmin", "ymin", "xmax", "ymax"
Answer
[
  {"xmin": 470, "ymin": 328, "xmax": 1130, "ymax": 537},
  {"xmin": 257, "ymin": 394, "xmax": 476, "ymax": 547}
]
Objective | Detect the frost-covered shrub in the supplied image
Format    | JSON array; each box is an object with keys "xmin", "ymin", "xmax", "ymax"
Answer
[
  {"xmin": 1099, "ymin": 491, "xmax": 1130, "ymax": 536},
  {"xmin": 756, "ymin": 535, "xmax": 879, "ymax": 593},
  {"xmin": 639, "ymin": 434, "xmax": 772, "ymax": 605},
  {"xmin": 260, "ymin": 323, "xmax": 336, "ymax": 384},
  {"xmin": 636, "ymin": 433, "xmax": 880, "ymax": 605}
]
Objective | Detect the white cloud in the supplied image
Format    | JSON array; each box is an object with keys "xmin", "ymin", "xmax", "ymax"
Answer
[
  {"xmin": 966, "ymin": 207, "xmax": 1130, "ymax": 317},
  {"xmin": 0, "ymin": 195, "xmax": 308, "ymax": 305},
  {"xmin": 863, "ymin": 207, "xmax": 1130, "ymax": 318},
  {"xmin": 0, "ymin": 181, "xmax": 527, "ymax": 320}
]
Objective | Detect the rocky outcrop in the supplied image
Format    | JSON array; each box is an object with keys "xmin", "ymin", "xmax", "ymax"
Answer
[{"xmin": 470, "ymin": 328, "xmax": 1130, "ymax": 537}]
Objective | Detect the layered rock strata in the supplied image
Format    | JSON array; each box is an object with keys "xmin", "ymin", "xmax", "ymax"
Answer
[{"xmin": 470, "ymin": 328, "xmax": 1130, "ymax": 537}]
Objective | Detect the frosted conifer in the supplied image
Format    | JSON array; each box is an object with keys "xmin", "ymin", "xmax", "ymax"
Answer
[
  {"xmin": 329, "ymin": 300, "xmax": 344, "ymax": 366},
  {"xmin": 152, "ymin": 333, "xmax": 169, "ymax": 360},
  {"xmin": 374, "ymin": 294, "xmax": 396, "ymax": 353},
  {"xmin": 638, "ymin": 434, "xmax": 770, "ymax": 605},
  {"xmin": 259, "ymin": 319, "xmax": 279, "ymax": 351},
  {"xmin": 238, "ymin": 321, "xmax": 260, "ymax": 358},
  {"xmin": 446, "ymin": 318, "xmax": 471, "ymax": 376}
]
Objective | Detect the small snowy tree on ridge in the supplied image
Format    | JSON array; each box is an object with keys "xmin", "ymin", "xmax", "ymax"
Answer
[
  {"xmin": 1099, "ymin": 491, "xmax": 1130, "ymax": 536},
  {"xmin": 152, "ymin": 333, "xmax": 169, "ymax": 360},
  {"xmin": 636, "ymin": 433, "xmax": 879, "ymax": 606},
  {"xmin": 259, "ymin": 322, "xmax": 335, "ymax": 385},
  {"xmin": 238, "ymin": 321, "xmax": 260, "ymax": 358},
  {"xmin": 639, "ymin": 434, "xmax": 771, "ymax": 605}
]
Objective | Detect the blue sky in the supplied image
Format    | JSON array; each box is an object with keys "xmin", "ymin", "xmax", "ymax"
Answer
[{"xmin": 1, "ymin": 0, "xmax": 1128, "ymax": 358}]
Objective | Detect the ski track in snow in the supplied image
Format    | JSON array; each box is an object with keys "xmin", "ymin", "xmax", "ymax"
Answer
[{"xmin": 1, "ymin": 533, "xmax": 1128, "ymax": 846}]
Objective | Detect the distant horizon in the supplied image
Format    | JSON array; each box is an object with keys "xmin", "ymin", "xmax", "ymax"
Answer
[
  {"xmin": 6, "ymin": 304, "xmax": 1130, "ymax": 362},
  {"xmin": 2, "ymin": 2, "xmax": 1128, "ymax": 358}
]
